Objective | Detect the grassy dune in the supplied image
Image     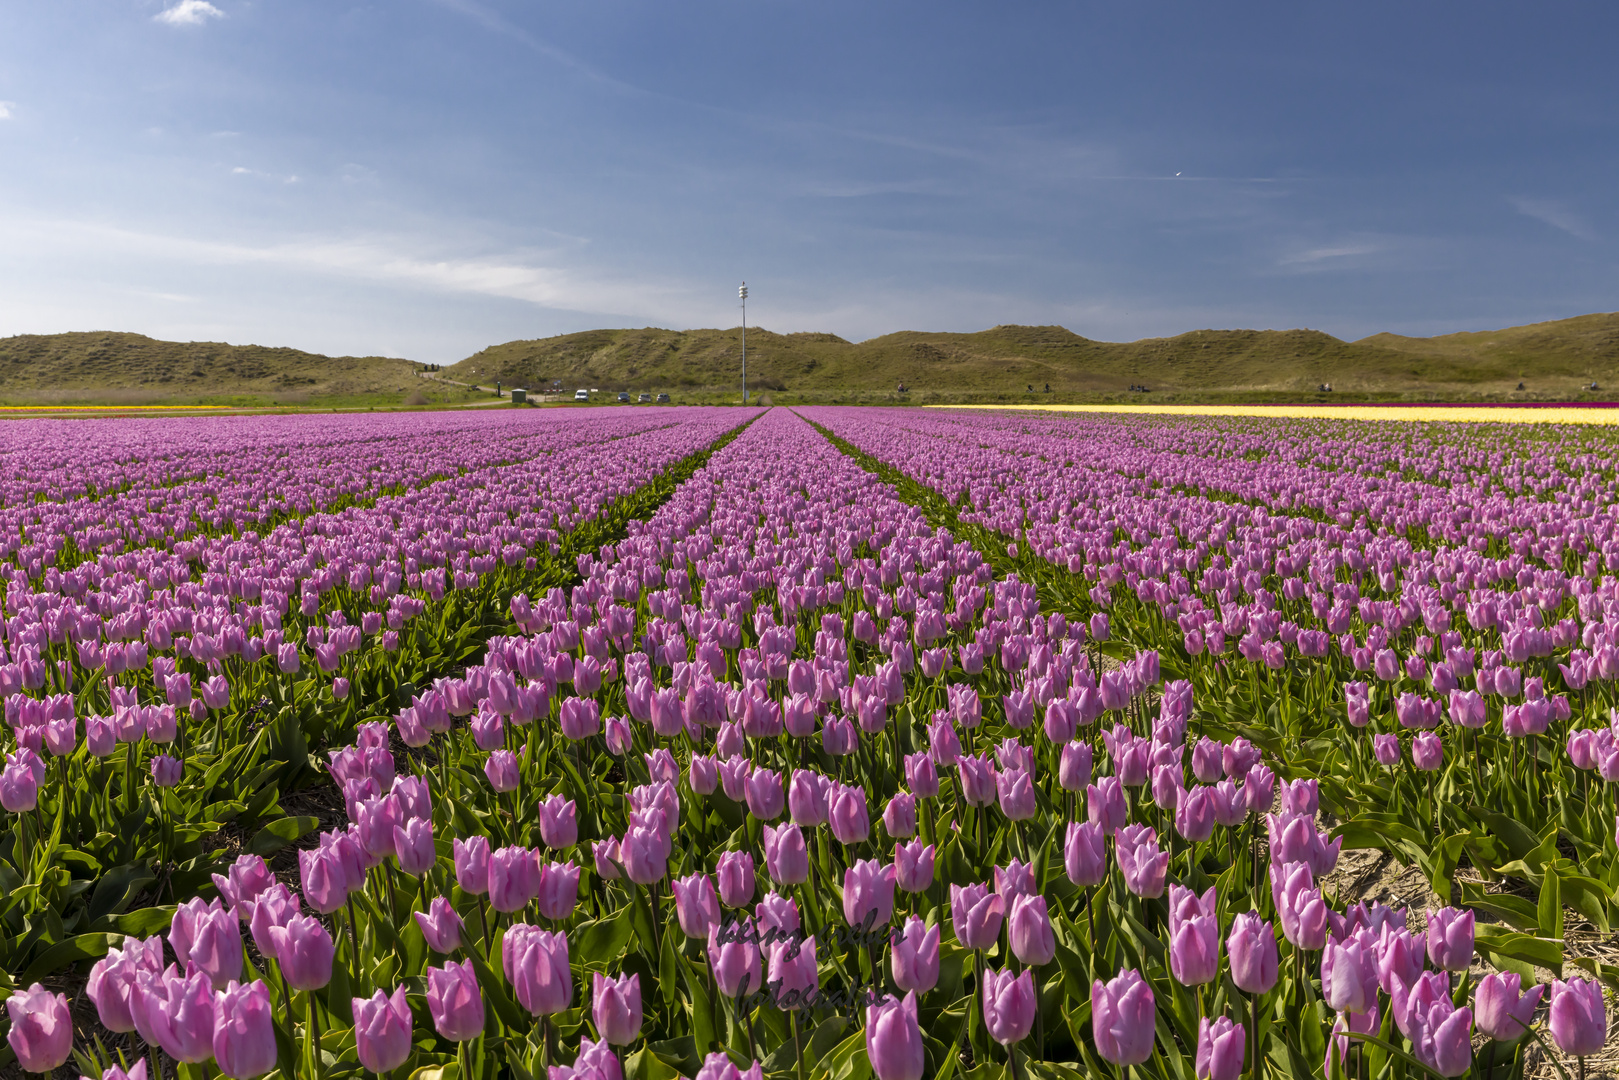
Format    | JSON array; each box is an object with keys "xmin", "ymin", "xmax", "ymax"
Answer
[
  {"xmin": 0, "ymin": 332, "xmax": 481, "ymax": 409},
  {"xmin": 449, "ymin": 312, "xmax": 1619, "ymax": 405},
  {"xmin": 6, "ymin": 313, "xmax": 1618, "ymax": 407}
]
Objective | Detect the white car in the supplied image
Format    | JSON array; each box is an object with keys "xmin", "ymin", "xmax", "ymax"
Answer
[{"xmin": 574, "ymin": 389, "xmax": 589, "ymax": 402}]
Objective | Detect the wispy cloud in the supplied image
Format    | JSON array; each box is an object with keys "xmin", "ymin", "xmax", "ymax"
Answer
[
  {"xmin": 8, "ymin": 216, "xmax": 696, "ymax": 324},
  {"xmin": 230, "ymin": 166, "xmax": 300, "ymax": 184},
  {"xmin": 1278, "ymin": 242, "xmax": 1380, "ymax": 266},
  {"xmin": 0, "ymin": 102, "xmax": 14, "ymax": 121},
  {"xmin": 429, "ymin": 0, "xmax": 643, "ymax": 96},
  {"xmin": 1512, "ymin": 197, "xmax": 1595, "ymax": 241},
  {"xmin": 155, "ymin": 1, "xmax": 224, "ymax": 27}
]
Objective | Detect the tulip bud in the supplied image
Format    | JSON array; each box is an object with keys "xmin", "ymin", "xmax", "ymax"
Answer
[
  {"xmin": 1092, "ymin": 969, "xmax": 1154, "ymax": 1066},
  {"xmin": 415, "ymin": 897, "xmax": 465, "ymax": 954},
  {"xmin": 1008, "ymin": 894, "xmax": 1056, "ymax": 966},
  {"xmin": 866, "ymin": 990, "xmax": 926, "ymax": 1080},
  {"xmin": 353, "ymin": 987, "xmax": 414, "ymax": 1074},
  {"xmin": 1548, "ymin": 977, "xmax": 1606, "ymax": 1057},
  {"xmin": 890, "ymin": 917, "xmax": 939, "ymax": 994},
  {"xmin": 1195, "ymin": 1016, "xmax": 1245, "ymax": 1080},
  {"xmin": 213, "ymin": 980, "xmax": 277, "ymax": 1080},
  {"xmin": 5, "ymin": 983, "xmax": 73, "ymax": 1073},
  {"xmin": 593, "ymin": 972, "xmax": 644, "ymax": 1043},
  {"xmin": 268, "ymin": 913, "xmax": 334, "ymax": 992},
  {"xmin": 426, "ymin": 959, "xmax": 485, "ymax": 1042},
  {"xmin": 505, "ymin": 925, "xmax": 572, "ymax": 1016},
  {"xmin": 715, "ymin": 851, "xmax": 755, "ymax": 908}
]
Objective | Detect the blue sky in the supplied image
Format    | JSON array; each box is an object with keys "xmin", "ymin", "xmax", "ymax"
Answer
[{"xmin": 0, "ymin": 1, "xmax": 1614, "ymax": 362}]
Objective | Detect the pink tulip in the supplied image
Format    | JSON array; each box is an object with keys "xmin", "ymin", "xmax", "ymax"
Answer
[
  {"xmin": 891, "ymin": 916, "xmax": 940, "ymax": 994},
  {"xmin": 485, "ymin": 750, "xmax": 520, "ymax": 792},
  {"xmin": 454, "ymin": 835, "xmax": 491, "ymax": 895},
  {"xmin": 882, "ymin": 792, "xmax": 917, "ymax": 837},
  {"xmin": 1548, "ymin": 977, "xmax": 1606, "ymax": 1057},
  {"xmin": 893, "ymin": 838, "xmax": 936, "ymax": 894},
  {"xmin": 715, "ymin": 851, "xmax": 756, "ymax": 908},
  {"xmin": 213, "ymin": 980, "xmax": 277, "ymax": 1080},
  {"xmin": 866, "ymin": 990, "xmax": 926, "ymax": 1080},
  {"xmin": 827, "ymin": 783, "xmax": 870, "ymax": 844},
  {"xmin": 489, "ymin": 845, "xmax": 541, "ymax": 913},
  {"xmin": 537, "ymin": 860, "xmax": 581, "ymax": 921},
  {"xmin": 842, "ymin": 859, "xmax": 897, "ymax": 930},
  {"xmin": 1196, "ymin": 1016, "xmax": 1245, "ymax": 1080},
  {"xmin": 268, "ymin": 913, "xmax": 335, "ymax": 991},
  {"xmin": 1226, "ymin": 913, "xmax": 1278, "ymax": 994},
  {"xmin": 1092, "ymin": 969, "xmax": 1155, "ymax": 1066},
  {"xmin": 505, "ymin": 924, "xmax": 572, "ymax": 1016},
  {"xmin": 353, "ymin": 987, "xmax": 414, "ymax": 1074},
  {"xmin": 414, "ymin": 897, "xmax": 465, "ymax": 954},
  {"xmin": 427, "ymin": 959, "xmax": 485, "ymax": 1042},
  {"xmin": 1064, "ymin": 821, "xmax": 1106, "ymax": 888},
  {"xmin": 956, "ymin": 754, "xmax": 996, "ymax": 807},
  {"xmin": 539, "ymin": 794, "xmax": 579, "ymax": 849},
  {"xmin": 1426, "ymin": 907, "xmax": 1473, "ymax": 971},
  {"xmin": 393, "ymin": 817, "xmax": 436, "ymax": 876},
  {"xmin": 707, "ymin": 918, "xmax": 762, "ymax": 999},
  {"xmin": 1008, "ymin": 894, "xmax": 1056, "ymax": 966},
  {"xmin": 1087, "ymin": 776, "xmax": 1127, "ymax": 834},
  {"xmin": 593, "ymin": 972, "xmax": 644, "ymax": 1043},
  {"xmin": 763, "ymin": 822, "xmax": 810, "ymax": 885},
  {"xmin": 5, "ymin": 983, "xmax": 72, "ymax": 1073},
  {"xmin": 674, "ymin": 873, "xmax": 723, "ymax": 938},
  {"xmin": 1474, "ymin": 972, "xmax": 1543, "ymax": 1043},
  {"xmin": 1321, "ymin": 936, "xmax": 1379, "ymax": 1016},
  {"xmin": 949, "ymin": 882, "xmax": 1004, "ymax": 950},
  {"xmin": 1117, "ymin": 825, "xmax": 1168, "ymax": 898}
]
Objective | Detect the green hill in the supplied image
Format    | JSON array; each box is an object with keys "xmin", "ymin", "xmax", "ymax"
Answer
[
  {"xmin": 0, "ymin": 331, "xmax": 474, "ymax": 407},
  {"xmin": 7, "ymin": 313, "xmax": 1619, "ymax": 408},
  {"xmin": 448, "ymin": 313, "xmax": 1619, "ymax": 404}
]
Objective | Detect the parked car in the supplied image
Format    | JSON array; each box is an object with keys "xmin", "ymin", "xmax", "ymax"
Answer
[
  {"xmin": 574, "ymin": 389, "xmax": 589, "ymax": 401},
  {"xmin": 638, "ymin": 393, "xmax": 651, "ymax": 403},
  {"xmin": 656, "ymin": 393, "xmax": 670, "ymax": 403},
  {"xmin": 617, "ymin": 392, "xmax": 631, "ymax": 402}
]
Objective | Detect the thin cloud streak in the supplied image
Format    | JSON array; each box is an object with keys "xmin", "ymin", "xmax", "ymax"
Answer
[
  {"xmin": 3, "ymin": 215, "xmax": 705, "ymax": 326},
  {"xmin": 1512, "ymin": 197, "xmax": 1596, "ymax": 241},
  {"xmin": 1279, "ymin": 243, "xmax": 1380, "ymax": 266}
]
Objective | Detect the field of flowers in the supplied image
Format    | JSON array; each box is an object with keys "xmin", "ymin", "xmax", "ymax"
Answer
[{"xmin": 1, "ymin": 404, "xmax": 1614, "ymax": 1080}]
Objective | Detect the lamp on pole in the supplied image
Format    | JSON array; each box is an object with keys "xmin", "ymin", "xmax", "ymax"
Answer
[{"xmin": 739, "ymin": 282, "xmax": 748, "ymax": 405}]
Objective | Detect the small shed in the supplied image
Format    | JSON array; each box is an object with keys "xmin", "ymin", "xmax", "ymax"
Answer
[{"xmin": 511, "ymin": 388, "xmax": 527, "ymax": 404}]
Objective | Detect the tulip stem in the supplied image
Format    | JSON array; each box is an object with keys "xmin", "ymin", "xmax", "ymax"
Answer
[
  {"xmin": 307, "ymin": 992, "xmax": 323, "ymax": 1078},
  {"xmin": 278, "ymin": 963, "xmax": 296, "ymax": 1035},
  {"xmin": 791, "ymin": 1008, "xmax": 806, "ymax": 1080},
  {"xmin": 1248, "ymin": 990, "xmax": 1257, "ymax": 1080},
  {"xmin": 1084, "ymin": 889, "xmax": 1096, "ymax": 979},
  {"xmin": 475, "ymin": 896, "xmax": 493, "ymax": 958},
  {"xmin": 345, "ymin": 895, "xmax": 365, "ymax": 992}
]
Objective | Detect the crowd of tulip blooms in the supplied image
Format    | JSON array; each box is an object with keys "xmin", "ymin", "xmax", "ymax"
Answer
[{"xmin": 1, "ymin": 403, "xmax": 1616, "ymax": 1080}]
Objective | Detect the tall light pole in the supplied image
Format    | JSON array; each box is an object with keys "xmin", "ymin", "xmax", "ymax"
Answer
[{"xmin": 739, "ymin": 282, "xmax": 748, "ymax": 405}]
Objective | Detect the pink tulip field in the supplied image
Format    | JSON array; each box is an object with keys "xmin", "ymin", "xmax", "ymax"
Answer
[{"xmin": 1, "ymin": 404, "xmax": 1615, "ymax": 1080}]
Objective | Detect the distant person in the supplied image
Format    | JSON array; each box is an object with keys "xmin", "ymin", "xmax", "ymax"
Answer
[
  {"xmin": 1044, "ymin": 383, "xmax": 1050, "ymax": 393},
  {"xmin": 897, "ymin": 382, "xmax": 907, "ymax": 393},
  {"xmin": 1027, "ymin": 384, "xmax": 1033, "ymax": 392}
]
